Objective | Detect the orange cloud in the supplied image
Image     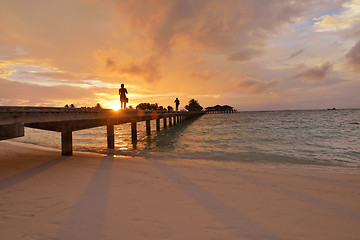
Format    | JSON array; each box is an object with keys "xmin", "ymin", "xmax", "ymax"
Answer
[{"xmin": 0, "ymin": 77, "xmax": 101, "ymax": 106}]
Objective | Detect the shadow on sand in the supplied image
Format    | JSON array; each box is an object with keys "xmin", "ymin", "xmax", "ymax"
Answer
[
  {"xmin": 149, "ymin": 159, "xmax": 283, "ymax": 240},
  {"xmin": 57, "ymin": 156, "xmax": 113, "ymax": 240},
  {"xmin": 0, "ymin": 156, "xmax": 65, "ymax": 191}
]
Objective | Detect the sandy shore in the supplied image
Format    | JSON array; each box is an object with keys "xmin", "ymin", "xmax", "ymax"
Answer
[{"xmin": 0, "ymin": 141, "xmax": 359, "ymax": 240}]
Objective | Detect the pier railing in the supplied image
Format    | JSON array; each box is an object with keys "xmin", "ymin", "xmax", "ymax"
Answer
[{"xmin": 0, "ymin": 107, "xmax": 204, "ymax": 156}]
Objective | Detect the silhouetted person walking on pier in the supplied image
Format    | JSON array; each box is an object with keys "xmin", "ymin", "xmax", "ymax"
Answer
[
  {"xmin": 119, "ymin": 84, "xmax": 128, "ymax": 109},
  {"xmin": 174, "ymin": 98, "xmax": 180, "ymax": 111}
]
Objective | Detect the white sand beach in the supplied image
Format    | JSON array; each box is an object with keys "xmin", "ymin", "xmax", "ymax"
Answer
[{"xmin": 0, "ymin": 140, "xmax": 360, "ymax": 240}]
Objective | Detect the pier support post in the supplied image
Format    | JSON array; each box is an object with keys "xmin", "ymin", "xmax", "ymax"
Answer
[
  {"xmin": 61, "ymin": 130, "xmax": 72, "ymax": 156},
  {"xmin": 131, "ymin": 121, "xmax": 137, "ymax": 143},
  {"xmin": 174, "ymin": 116, "xmax": 177, "ymax": 125},
  {"xmin": 156, "ymin": 118, "xmax": 160, "ymax": 131},
  {"xmin": 146, "ymin": 119, "xmax": 151, "ymax": 135},
  {"xmin": 169, "ymin": 117, "xmax": 172, "ymax": 127},
  {"xmin": 0, "ymin": 123, "xmax": 24, "ymax": 140},
  {"xmin": 163, "ymin": 117, "xmax": 167, "ymax": 129},
  {"xmin": 107, "ymin": 124, "xmax": 115, "ymax": 149}
]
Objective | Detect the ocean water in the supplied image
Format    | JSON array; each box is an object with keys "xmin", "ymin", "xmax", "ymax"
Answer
[{"xmin": 12, "ymin": 109, "xmax": 360, "ymax": 166}]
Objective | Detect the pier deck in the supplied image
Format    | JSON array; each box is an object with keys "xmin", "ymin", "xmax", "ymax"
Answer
[{"xmin": 0, "ymin": 107, "xmax": 204, "ymax": 156}]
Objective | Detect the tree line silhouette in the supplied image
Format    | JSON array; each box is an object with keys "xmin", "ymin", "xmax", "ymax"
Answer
[
  {"xmin": 64, "ymin": 99, "xmax": 204, "ymax": 112},
  {"xmin": 136, "ymin": 99, "xmax": 203, "ymax": 112}
]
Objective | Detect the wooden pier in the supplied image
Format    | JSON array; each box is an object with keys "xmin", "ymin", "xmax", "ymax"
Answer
[{"xmin": 0, "ymin": 107, "xmax": 204, "ymax": 156}]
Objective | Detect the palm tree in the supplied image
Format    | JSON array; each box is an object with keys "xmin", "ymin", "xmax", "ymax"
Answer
[{"xmin": 185, "ymin": 99, "xmax": 203, "ymax": 111}]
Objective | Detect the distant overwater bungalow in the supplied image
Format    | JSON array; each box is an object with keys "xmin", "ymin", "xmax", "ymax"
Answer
[{"xmin": 205, "ymin": 105, "xmax": 236, "ymax": 113}]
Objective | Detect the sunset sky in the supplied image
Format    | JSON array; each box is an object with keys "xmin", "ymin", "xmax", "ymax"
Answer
[{"xmin": 1, "ymin": 0, "xmax": 359, "ymax": 111}]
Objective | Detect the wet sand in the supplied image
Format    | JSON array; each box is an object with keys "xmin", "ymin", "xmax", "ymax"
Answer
[{"xmin": 1, "ymin": 140, "xmax": 360, "ymax": 240}]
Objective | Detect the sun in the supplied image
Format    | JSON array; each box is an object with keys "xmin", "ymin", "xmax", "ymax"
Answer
[{"xmin": 108, "ymin": 102, "xmax": 120, "ymax": 111}]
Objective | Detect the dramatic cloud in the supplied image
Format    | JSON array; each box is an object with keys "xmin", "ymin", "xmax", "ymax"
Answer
[
  {"xmin": 106, "ymin": 56, "xmax": 161, "ymax": 83},
  {"xmin": 110, "ymin": 0, "xmax": 325, "ymax": 54},
  {"xmin": 296, "ymin": 63, "xmax": 333, "ymax": 82},
  {"xmin": 227, "ymin": 48, "xmax": 262, "ymax": 62},
  {"xmin": 346, "ymin": 40, "xmax": 360, "ymax": 72},
  {"xmin": 235, "ymin": 78, "xmax": 279, "ymax": 95}
]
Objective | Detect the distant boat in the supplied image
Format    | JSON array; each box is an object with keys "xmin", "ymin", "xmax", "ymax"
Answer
[{"xmin": 327, "ymin": 108, "xmax": 336, "ymax": 110}]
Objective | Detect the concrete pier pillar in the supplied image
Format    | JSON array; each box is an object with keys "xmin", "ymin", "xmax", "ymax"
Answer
[
  {"xmin": 169, "ymin": 117, "xmax": 172, "ymax": 127},
  {"xmin": 131, "ymin": 121, "xmax": 137, "ymax": 143},
  {"xmin": 107, "ymin": 124, "xmax": 115, "ymax": 149},
  {"xmin": 163, "ymin": 117, "xmax": 167, "ymax": 129},
  {"xmin": 0, "ymin": 123, "xmax": 24, "ymax": 140},
  {"xmin": 156, "ymin": 118, "xmax": 160, "ymax": 131},
  {"xmin": 146, "ymin": 119, "xmax": 151, "ymax": 135},
  {"xmin": 61, "ymin": 130, "xmax": 72, "ymax": 156},
  {"xmin": 174, "ymin": 116, "xmax": 177, "ymax": 125}
]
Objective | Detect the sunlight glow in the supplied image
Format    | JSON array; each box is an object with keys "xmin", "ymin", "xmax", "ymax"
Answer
[{"xmin": 107, "ymin": 101, "xmax": 121, "ymax": 110}]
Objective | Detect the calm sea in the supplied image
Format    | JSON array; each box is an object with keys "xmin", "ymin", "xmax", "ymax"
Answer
[{"xmin": 12, "ymin": 109, "xmax": 360, "ymax": 167}]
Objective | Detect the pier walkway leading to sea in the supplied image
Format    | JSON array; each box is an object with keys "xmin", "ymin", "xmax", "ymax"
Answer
[{"xmin": 0, "ymin": 107, "xmax": 204, "ymax": 156}]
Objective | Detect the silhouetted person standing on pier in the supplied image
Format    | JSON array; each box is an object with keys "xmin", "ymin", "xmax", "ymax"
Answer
[
  {"xmin": 119, "ymin": 84, "xmax": 128, "ymax": 109},
  {"xmin": 174, "ymin": 98, "xmax": 180, "ymax": 111}
]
